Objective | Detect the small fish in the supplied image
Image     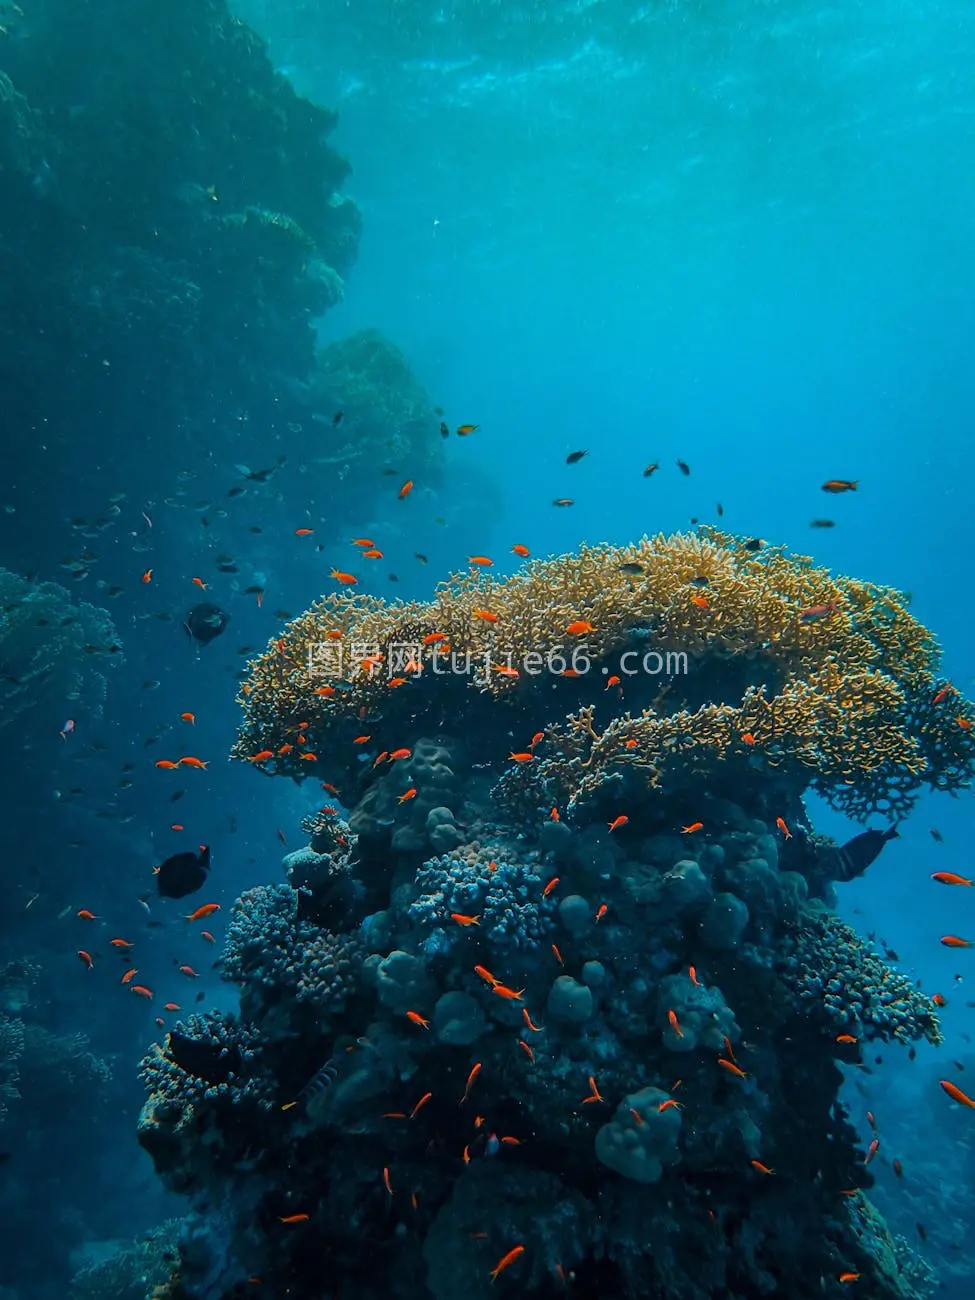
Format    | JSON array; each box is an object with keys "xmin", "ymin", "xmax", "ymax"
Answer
[
  {"xmin": 932, "ymin": 684, "xmax": 956, "ymax": 706},
  {"xmin": 810, "ymin": 519, "xmax": 836, "ymax": 528},
  {"xmin": 676, "ymin": 459, "xmax": 690, "ymax": 476},
  {"xmin": 77, "ymin": 909, "xmax": 98, "ymax": 920},
  {"xmin": 798, "ymin": 600, "xmax": 837, "ymax": 624},
  {"xmin": 509, "ymin": 752, "xmax": 534, "ymax": 763},
  {"xmin": 750, "ymin": 1160, "xmax": 775, "ymax": 1175},
  {"xmin": 398, "ymin": 480, "xmax": 414, "ymax": 499},
  {"xmin": 642, "ymin": 463, "xmax": 659, "ymax": 478},
  {"xmin": 439, "ymin": 422, "xmax": 449, "ymax": 438},
  {"xmin": 594, "ymin": 904, "xmax": 608, "ymax": 923},
  {"xmin": 142, "ymin": 569, "xmax": 153, "ymax": 584},
  {"xmin": 835, "ymin": 1034, "xmax": 858, "ymax": 1045},
  {"xmin": 511, "ymin": 543, "xmax": 530, "ymax": 557},
  {"xmin": 474, "ymin": 965, "xmax": 500, "ymax": 987},
  {"xmin": 776, "ymin": 816, "xmax": 791, "ymax": 839},
  {"xmin": 566, "ymin": 450, "xmax": 587, "ymax": 464},
  {"xmin": 278, "ymin": 1214, "xmax": 310, "ymax": 1224},
  {"xmin": 865, "ymin": 1138, "xmax": 880, "ymax": 1164},
  {"xmin": 838, "ymin": 1273, "xmax": 860, "ymax": 1284},
  {"xmin": 415, "ymin": 552, "xmax": 428, "ymax": 563},
  {"xmin": 473, "ymin": 608, "xmax": 499, "ymax": 623},
  {"xmin": 618, "ymin": 561, "xmax": 644, "ymax": 576},
  {"xmin": 398, "ymin": 787, "xmax": 417, "ymax": 803},
  {"xmin": 460, "ymin": 1063, "xmax": 482, "ymax": 1104},
  {"xmin": 932, "ymin": 872, "xmax": 972, "ymax": 886},
  {"xmin": 332, "ymin": 411, "xmax": 344, "ymax": 425},
  {"xmin": 681, "ymin": 822, "xmax": 703, "ymax": 834},
  {"xmin": 821, "ymin": 480, "xmax": 858, "ymax": 493},
  {"xmin": 741, "ymin": 732, "xmax": 757, "ymax": 745},
  {"xmin": 892, "ymin": 1158, "xmax": 903, "ymax": 1179},
  {"xmin": 940, "ymin": 1078, "xmax": 975, "ymax": 1108},
  {"xmin": 178, "ymin": 756, "xmax": 208, "ymax": 769},
  {"xmin": 164, "ymin": 1002, "xmax": 181, "ymax": 1012},
  {"xmin": 667, "ymin": 1009, "xmax": 683, "ymax": 1038},
  {"xmin": 120, "ymin": 968, "xmax": 137, "ymax": 984},
  {"xmin": 523, "ymin": 1009, "xmax": 542, "ymax": 1032},
  {"xmin": 456, "ymin": 424, "xmax": 479, "ymax": 436},
  {"xmin": 131, "ymin": 985, "xmax": 153, "ymax": 999},
  {"xmin": 492, "ymin": 984, "xmax": 525, "ymax": 1001},
  {"xmin": 406, "ymin": 1010, "xmax": 430, "ymax": 1029},
  {"xmin": 330, "ymin": 569, "xmax": 357, "ymax": 585},
  {"xmin": 450, "ymin": 912, "xmax": 481, "ymax": 927},
  {"xmin": 551, "ymin": 943, "xmax": 564, "ymax": 965},
  {"xmin": 110, "ymin": 938, "xmax": 135, "ymax": 950},
  {"xmin": 552, "ymin": 498, "xmax": 573, "ymax": 507},
  {"xmin": 565, "ymin": 619, "xmax": 594, "ymax": 635},
  {"xmin": 608, "ymin": 815, "xmax": 629, "ymax": 832},
  {"xmin": 742, "ymin": 538, "xmax": 764, "ymax": 552},
  {"xmin": 717, "ymin": 1058, "xmax": 747, "ymax": 1079},
  {"xmin": 180, "ymin": 712, "xmax": 196, "ymax": 724},
  {"xmin": 941, "ymin": 935, "xmax": 973, "ymax": 948},
  {"xmin": 383, "ymin": 1167, "xmax": 393, "ymax": 1196},
  {"xmin": 690, "ymin": 595, "xmax": 708, "ymax": 609},
  {"xmin": 469, "ymin": 555, "xmax": 493, "ymax": 567},
  {"xmin": 542, "ymin": 877, "xmax": 559, "ymax": 898},
  {"xmin": 581, "ymin": 1076, "xmax": 604, "ymax": 1104},
  {"xmin": 489, "ymin": 1246, "xmax": 524, "ymax": 1283},
  {"xmin": 77, "ymin": 950, "xmax": 93, "ymax": 969},
  {"xmin": 186, "ymin": 903, "xmax": 221, "ymax": 921},
  {"xmin": 409, "ymin": 1092, "xmax": 433, "ymax": 1119}
]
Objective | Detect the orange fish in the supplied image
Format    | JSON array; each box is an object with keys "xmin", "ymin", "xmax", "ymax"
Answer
[
  {"xmin": 278, "ymin": 1214, "xmax": 310, "ymax": 1223},
  {"xmin": 77, "ymin": 909, "xmax": 98, "ymax": 920},
  {"xmin": 542, "ymin": 877, "xmax": 560, "ymax": 898},
  {"xmin": 667, "ymin": 1009, "xmax": 683, "ymax": 1038},
  {"xmin": 330, "ymin": 569, "xmax": 357, "ymax": 585},
  {"xmin": 750, "ymin": 1160, "xmax": 775, "ymax": 1175},
  {"xmin": 511, "ymin": 544, "xmax": 530, "ymax": 557},
  {"xmin": 249, "ymin": 750, "xmax": 274, "ymax": 762},
  {"xmin": 474, "ymin": 965, "xmax": 500, "ymax": 987},
  {"xmin": 294, "ymin": 528, "xmax": 315, "ymax": 536},
  {"xmin": 398, "ymin": 480, "xmax": 414, "ymax": 499},
  {"xmin": 865, "ymin": 1138, "xmax": 879, "ymax": 1164},
  {"xmin": 469, "ymin": 555, "xmax": 493, "ymax": 567},
  {"xmin": 131, "ymin": 985, "xmax": 153, "ymax": 999},
  {"xmin": 932, "ymin": 872, "xmax": 973, "ymax": 886},
  {"xmin": 821, "ymin": 479, "xmax": 857, "ymax": 493},
  {"xmin": 456, "ymin": 424, "xmax": 479, "ymax": 436},
  {"xmin": 741, "ymin": 732, "xmax": 757, "ymax": 744},
  {"xmin": 120, "ymin": 968, "xmax": 137, "ymax": 984},
  {"xmin": 300, "ymin": 752, "xmax": 318, "ymax": 762},
  {"xmin": 550, "ymin": 806, "xmax": 560, "ymax": 821},
  {"xmin": 361, "ymin": 549, "xmax": 384, "ymax": 559},
  {"xmin": 608, "ymin": 815, "xmax": 629, "ymax": 832},
  {"xmin": 838, "ymin": 1274, "xmax": 860, "ymax": 1285},
  {"xmin": 460, "ymin": 1063, "xmax": 482, "ymax": 1104},
  {"xmin": 178, "ymin": 965, "xmax": 199, "ymax": 977},
  {"xmin": 410, "ymin": 1092, "xmax": 433, "ymax": 1119},
  {"xmin": 658, "ymin": 1099, "xmax": 680, "ymax": 1114},
  {"xmin": 383, "ymin": 1167, "xmax": 393, "ymax": 1195},
  {"xmin": 406, "ymin": 1010, "xmax": 430, "ymax": 1029},
  {"xmin": 523, "ymin": 1009, "xmax": 542, "ymax": 1032},
  {"xmin": 690, "ymin": 595, "xmax": 709, "ymax": 609},
  {"xmin": 630, "ymin": 1108, "xmax": 645, "ymax": 1125},
  {"xmin": 180, "ymin": 712, "xmax": 196, "ymax": 724},
  {"xmin": 681, "ymin": 822, "xmax": 703, "ymax": 834},
  {"xmin": 688, "ymin": 965, "xmax": 700, "ymax": 985},
  {"xmin": 110, "ymin": 938, "xmax": 134, "ymax": 950},
  {"xmin": 422, "ymin": 632, "xmax": 446, "ymax": 646},
  {"xmin": 595, "ymin": 904, "xmax": 608, "ymax": 923},
  {"xmin": 551, "ymin": 943, "xmax": 564, "ymax": 965},
  {"xmin": 492, "ymin": 663, "xmax": 519, "ymax": 679},
  {"xmin": 164, "ymin": 1002, "xmax": 181, "ymax": 1012},
  {"xmin": 492, "ymin": 984, "xmax": 525, "ymax": 1001},
  {"xmin": 170, "ymin": 823, "xmax": 184, "ymax": 832},
  {"xmin": 956, "ymin": 716, "xmax": 972, "ymax": 730},
  {"xmin": 192, "ymin": 577, "xmax": 207, "ymax": 590},
  {"xmin": 155, "ymin": 760, "xmax": 179, "ymax": 769},
  {"xmin": 933, "ymin": 684, "xmax": 955, "ymax": 706},
  {"xmin": 717, "ymin": 1057, "xmax": 747, "ymax": 1079},
  {"xmin": 390, "ymin": 747, "xmax": 412, "ymax": 760},
  {"xmin": 932, "ymin": 993, "xmax": 947, "ymax": 1007},
  {"xmin": 940, "ymin": 1078, "xmax": 975, "ymax": 1108},
  {"xmin": 835, "ymin": 1034, "xmax": 858, "ymax": 1045},
  {"xmin": 139, "ymin": 568, "xmax": 154, "ymax": 586},
  {"xmin": 186, "ymin": 903, "xmax": 221, "ymax": 921},
  {"xmin": 624, "ymin": 738, "xmax": 639, "ymax": 749},
  {"xmin": 941, "ymin": 935, "xmax": 973, "ymax": 948},
  {"xmin": 473, "ymin": 608, "xmax": 498, "ymax": 623},
  {"xmin": 201, "ymin": 931, "xmax": 215, "ymax": 943},
  {"xmin": 353, "ymin": 735, "xmax": 371, "ymax": 744},
  {"xmin": 582, "ymin": 1076, "xmax": 604, "ymax": 1104},
  {"xmin": 450, "ymin": 913, "xmax": 481, "ymax": 927},
  {"xmin": 723, "ymin": 1036, "xmax": 737, "ymax": 1063},
  {"xmin": 509, "ymin": 752, "xmax": 534, "ymax": 762},
  {"xmin": 351, "ymin": 537, "xmax": 375, "ymax": 548},
  {"xmin": 77, "ymin": 950, "xmax": 93, "ymax": 969},
  {"xmin": 776, "ymin": 816, "xmax": 791, "ymax": 839},
  {"xmin": 605, "ymin": 674, "xmax": 621, "ymax": 689},
  {"xmin": 179, "ymin": 756, "xmax": 208, "ymax": 769},
  {"xmin": 398, "ymin": 787, "xmax": 417, "ymax": 802},
  {"xmin": 489, "ymin": 1245, "xmax": 524, "ymax": 1282},
  {"xmin": 565, "ymin": 620, "xmax": 594, "ymax": 635}
]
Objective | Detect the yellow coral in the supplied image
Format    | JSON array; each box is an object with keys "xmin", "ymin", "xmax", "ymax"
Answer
[{"xmin": 234, "ymin": 530, "xmax": 972, "ymax": 817}]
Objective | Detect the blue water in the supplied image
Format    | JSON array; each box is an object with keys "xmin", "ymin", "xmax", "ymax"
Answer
[{"xmin": 2, "ymin": 0, "xmax": 975, "ymax": 1296}]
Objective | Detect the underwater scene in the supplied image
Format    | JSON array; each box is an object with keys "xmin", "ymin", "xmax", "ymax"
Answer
[{"xmin": 2, "ymin": 0, "xmax": 975, "ymax": 1297}]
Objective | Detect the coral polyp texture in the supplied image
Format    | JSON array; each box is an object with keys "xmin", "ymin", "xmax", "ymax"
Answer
[
  {"xmin": 139, "ymin": 535, "xmax": 957, "ymax": 1300},
  {"xmin": 234, "ymin": 529, "xmax": 972, "ymax": 818}
]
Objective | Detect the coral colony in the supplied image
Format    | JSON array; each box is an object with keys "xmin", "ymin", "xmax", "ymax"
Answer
[{"xmin": 138, "ymin": 531, "xmax": 967, "ymax": 1299}]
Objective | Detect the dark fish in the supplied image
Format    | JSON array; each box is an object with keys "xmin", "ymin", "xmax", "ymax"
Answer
[
  {"xmin": 294, "ymin": 1058, "xmax": 339, "ymax": 1111},
  {"xmin": 195, "ymin": 991, "xmax": 206, "ymax": 1002},
  {"xmin": 227, "ymin": 486, "xmax": 246, "ymax": 498},
  {"xmin": 184, "ymin": 603, "xmax": 230, "ymax": 645},
  {"xmin": 414, "ymin": 553, "xmax": 428, "ymax": 564},
  {"xmin": 930, "ymin": 828, "xmax": 943, "ymax": 843},
  {"xmin": 388, "ymin": 574, "xmax": 399, "ymax": 582},
  {"xmin": 821, "ymin": 479, "xmax": 857, "ymax": 494},
  {"xmin": 249, "ymin": 526, "xmax": 263, "ymax": 534},
  {"xmin": 566, "ymin": 450, "xmax": 587, "ymax": 464},
  {"xmin": 332, "ymin": 411, "xmax": 344, "ymax": 425},
  {"xmin": 827, "ymin": 825, "xmax": 899, "ymax": 882},
  {"xmin": 743, "ymin": 538, "xmax": 764, "ymax": 552},
  {"xmin": 617, "ymin": 562, "xmax": 644, "ymax": 576},
  {"xmin": 643, "ymin": 463, "xmax": 659, "ymax": 478},
  {"xmin": 156, "ymin": 845, "xmax": 210, "ymax": 899},
  {"xmin": 676, "ymin": 460, "xmax": 690, "ymax": 476},
  {"xmin": 440, "ymin": 422, "xmax": 449, "ymax": 439},
  {"xmin": 810, "ymin": 519, "xmax": 836, "ymax": 529},
  {"xmin": 552, "ymin": 498, "xmax": 574, "ymax": 507},
  {"xmin": 167, "ymin": 1030, "xmax": 240, "ymax": 1084},
  {"xmin": 169, "ymin": 789, "xmax": 185, "ymax": 803},
  {"xmin": 716, "ymin": 503, "xmax": 724, "ymax": 517},
  {"xmin": 908, "ymin": 1046, "xmax": 916, "ymax": 1061},
  {"xmin": 916, "ymin": 1223, "xmax": 927, "ymax": 1243},
  {"xmin": 690, "ymin": 575, "xmax": 710, "ymax": 588}
]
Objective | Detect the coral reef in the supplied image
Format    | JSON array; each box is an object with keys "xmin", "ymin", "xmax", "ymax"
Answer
[
  {"xmin": 234, "ymin": 530, "xmax": 973, "ymax": 819},
  {"xmin": 137, "ymin": 538, "xmax": 961, "ymax": 1299},
  {"xmin": 68, "ymin": 1220, "xmax": 183, "ymax": 1300},
  {"xmin": 0, "ymin": 568, "xmax": 121, "ymax": 731}
]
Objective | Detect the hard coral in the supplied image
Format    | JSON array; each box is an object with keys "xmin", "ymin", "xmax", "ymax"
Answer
[{"xmin": 233, "ymin": 531, "xmax": 972, "ymax": 819}]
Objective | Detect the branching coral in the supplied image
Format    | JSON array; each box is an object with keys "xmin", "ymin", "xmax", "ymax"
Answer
[
  {"xmin": 234, "ymin": 531, "xmax": 972, "ymax": 818},
  {"xmin": 0, "ymin": 568, "xmax": 121, "ymax": 730}
]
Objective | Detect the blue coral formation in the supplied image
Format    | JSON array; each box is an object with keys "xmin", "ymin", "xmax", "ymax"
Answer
[{"xmin": 136, "ymin": 747, "xmax": 946, "ymax": 1300}]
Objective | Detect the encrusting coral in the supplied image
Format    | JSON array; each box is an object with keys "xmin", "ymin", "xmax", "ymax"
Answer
[
  {"xmin": 138, "ymin": 533, "xmax": 965, "ymax": 1300},
  {"xmin": 234, "ymin": 529, "xmax": 972, "ymax": 819}
]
